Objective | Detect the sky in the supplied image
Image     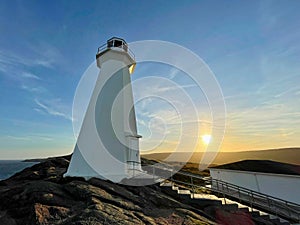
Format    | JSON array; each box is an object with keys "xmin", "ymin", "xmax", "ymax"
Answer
[{"xmin": 0, "ymin": 0, "xmax": 300, "ymax": 159}]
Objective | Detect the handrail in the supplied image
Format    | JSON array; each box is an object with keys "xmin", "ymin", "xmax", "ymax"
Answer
[
  {"xmin": 127, "ymin": 160, "xmax": 141, "ymax": 164},
  {"xmin": 126, "ymin": 161, "xmax": 141, "ymax": 173},
  {"xmin": 97, "ymin": 43, "xmax": 107, "ymax": 54},
  {"xmin": 144, "ymin": 163, "xmax": 300, "ymax": 222},
  {"xmin": 210, "ymin": 178, "xmax": 300, "ymax": 221},
  {"xmin": 122, "ymin": 160, "xmax": 300, "ymax": 221},
  {"xmin": 210, "ymin": 178, "xmax": 300, "ymax": 210},
  {"xmin": 152, "ymin": 164, "xmax": 300, "ymax": 210}
]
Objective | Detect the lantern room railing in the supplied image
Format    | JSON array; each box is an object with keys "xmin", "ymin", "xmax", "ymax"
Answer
[{"xmin": 96, "ymin": 37, "xmax": 135, "ymax": 60}]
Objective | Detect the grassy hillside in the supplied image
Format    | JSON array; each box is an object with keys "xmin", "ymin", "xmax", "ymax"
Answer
[
  {"xmin": 211, "ymin": 160, "xmax": 300, "ymax": 175},
  {"xmin": 142, "ymin": 147, "xmax": 300, "ymax": 166}
]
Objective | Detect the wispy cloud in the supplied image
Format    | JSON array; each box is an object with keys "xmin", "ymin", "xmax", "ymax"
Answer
[
  {"xmin": 28, "ymin": 41, "xmax": 65, "ymax": 69},
  {"xmin": 0, "ymin": 50, "xmax": 47, "ymax": 71},
  {"xmin": 2, "ymin": 134, "xmax": 53, "ymax": 142},
  {"xmin": 225, "ymin": 97, "xmax": 300, "ymax": 146},
  {"xmin": 274, "ymin": 86, "xmax": 300, "ymax": 98},
  {"xmin": 0, "ymin": 51, "xmax": 21, "ymax": 75},
  {"xmin": 0, "ymin": 42, "xmax": 63, "ymax": 80},
  {"xmin": 135, "ymin": 82, "xmax": 197, "ymax": 97},
  {"xmin": 168, "ymin": 68, "xmax": 180, "ymax": 79},
  {"xmin": 21, "ymin": 72, "xmax": 41, "ymax": 80},
  {"xmin": 21, "ymin": 84, "xmax": 46, "ymax": 93},
  {"xmin": 5, "ymin": 135, "xmax": 31, "ymax": 141},
  {"xmin": 34, "ymin": 99, "xmax": 72, "ymax": 121}
]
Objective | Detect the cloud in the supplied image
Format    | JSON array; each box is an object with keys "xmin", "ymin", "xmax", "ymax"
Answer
[
  {"xmin": 32, "ymin": 135, "xmax": 54, "ymax": 141},
  {"xmin": 0, "ymin": 51, "xmax": 20, "ymax": 75},
  {"xmin": 0, "ymin": 42, "xmax": 63, "ymax": 80},
  {"xmin": 0, "ymin": 50, "xmax": 42, "ymax": 70},
  {"xmin": 21, "ymin": 72, "xmax": 41, "ymax": 80},
  {"xmin": 28, "ymin": 41, "xmax": 64, "ymax": 69},
  {"xmin": 135, "ymin": 82, "xmax": 197, "ymax": 97},
  {"xmin": 226, "ymin": 99, "xmax": 300, "ymax": 140},
  {"xmin": 133, "ymin": 77, "xmax": 213, "ymax": 147},
  {"xmin": 2, "ymin": 134, "xmax": 53, "ymax": 142},
  {"xmin": 34, "ymin": 99, "xmax": 72, "ymax": 121},
  {"xmin": 33, "ymin": 108, "xmax": 44, "ymax": 113},
  {"xmin": 274, "ymin": 87, "xmax": 300, "ymax": 98},
  {"xmin": 168, "ymin": 68, "xmax": 180, "ymax": 79},
  {"xmin": 21, "ymin": 84, "xmax": 46, "ymax": 93},
  {"xmin": 5, "ymin": 135, "xmax": 31, "ymax": 141}
]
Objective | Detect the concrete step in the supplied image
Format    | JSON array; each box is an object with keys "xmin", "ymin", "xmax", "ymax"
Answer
[
  {"xmin": 250, "ymin": 211, "xmax": 260, "ymax": 217},
  {"xmin": 177, "ymin": 189, "xmax": 191, "ymax": 195},
  {"xmin": 238, "ymin": 207, "xmax": 249, "ymax": 213},
  {"xmin": 191, "ymin": 198, "xmax": 222, "ymax": 208},
  {"xmin": 270, "ymin": 218, "xmax": 281, "ymax": 225},
  {"xmin": 279, "ymin": 222, "xmax": 290, "ymax": 225},
  {"xmin": 193, "ymin": 193, "xmax": 223, "ymax": 201},
  {"xmin": 221, "ymin": 203, "xmax": 239, "ymax": 212},
  {"xmin": 172, "ymin": 186, "xmax": 179, "ymax": 191},
  {"xmin": 159, "ymin": 182, "xmax": 292, "ymax": 224},
  {"xmin": 252, "ymin": 216, "xmax": 274, "ymax": 225},
  {"xmin": 259, "ymin": 214, "xmax": 270, "ymax": 220},
  {"xmin": 160, "ymin": 182, "xmax": 172, "ymax": 187}
]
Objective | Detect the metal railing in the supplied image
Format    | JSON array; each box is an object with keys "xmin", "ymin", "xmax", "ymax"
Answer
[
  {"xmin": 125, "ymin": 160, "xmax": 300, "ymax": 222},
  {"xmin": 97, "ymin": 42, "xmax": 135, "ymax": 60},
  {"xmin": 126, "ymin": 160, "xmax": 143, "ymax": 177},
  {"xmin": 210, "ymin": 178, "xmax": 300, "ymax": 222},
  {"xmin": 143, "ymin": 163, "xmax": 300, "ymax": 223}
]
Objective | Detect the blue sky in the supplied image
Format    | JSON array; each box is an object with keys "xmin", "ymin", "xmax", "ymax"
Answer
[{"xmin": 0, "ymin": 1, "xmax": 300, "ymax": 159}]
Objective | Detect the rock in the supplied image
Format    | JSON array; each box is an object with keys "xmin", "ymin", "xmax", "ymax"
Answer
[{"xmin": 0, "ymin": 156, "xmax": 215, "ymax": 225}]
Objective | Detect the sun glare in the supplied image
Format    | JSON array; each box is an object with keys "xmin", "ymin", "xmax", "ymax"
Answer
[{"xmin": 202, "ymin": 135, "xmax": 211, "ymax": 145}]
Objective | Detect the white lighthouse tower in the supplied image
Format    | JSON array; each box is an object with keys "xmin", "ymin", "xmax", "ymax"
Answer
[{"xmin": 65, "ymin": 37, "xmax": 142, "ymax": 182}]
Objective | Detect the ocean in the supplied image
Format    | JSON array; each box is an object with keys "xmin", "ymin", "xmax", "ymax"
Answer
[{"xmin": 0, "ymin": 160, "xmax": 38, "ymax": 181}]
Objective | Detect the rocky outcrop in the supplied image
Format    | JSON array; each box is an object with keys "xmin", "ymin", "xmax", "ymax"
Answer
[{"xmin": 0, "ymin": 156, "xmax": 215, "ymax": 225}]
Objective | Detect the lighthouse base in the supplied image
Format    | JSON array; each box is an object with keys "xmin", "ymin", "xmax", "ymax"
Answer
[{"xmin": 64, "ymin": 146, "xmax": 145, "ymax": 183}]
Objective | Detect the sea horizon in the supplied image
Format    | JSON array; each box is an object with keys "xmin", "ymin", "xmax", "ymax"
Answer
[{"xmin": 0, "ymin": 160, "xmax": 38, "ymax": 181}]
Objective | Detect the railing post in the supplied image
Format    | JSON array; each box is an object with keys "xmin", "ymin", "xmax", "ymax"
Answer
[
  {"xmin": 250, "ymin": 191, "xmax": 253, "ymax": 212},
  {"xmin": 152, "ymin": 166, "xmax": 155, "ymax": 180},
  {"xmin": 267, "ymin": 196, "xmax": 270, "ymax": 211},
  {"xmin": 133, "ymin": 162, "xmax": 135, "ymax": 177},
  {"xmin": 156, "ymin": 163, "xmax": 300, "ymax": 222},
  {"xmin": 286, "ymin": 201, "xmax": 291, "ymax": 218},
  {"xmin": 190, "ymin": 176, "xmax": 194, "ymax": 198},
  {"xmin": 221, "ymin": 183, "xmax": 226, "ymax": 205}
]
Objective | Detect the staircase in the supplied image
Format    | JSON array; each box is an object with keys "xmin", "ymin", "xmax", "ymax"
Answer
[
  {"xmin": 142, "ymin": 163, "xmax": 300, "ymax": 225},
  {"xmin": 209, "ymin": 178, "xmax": 300, "ymax": 223},
  {"xmin": 160, "ymin": 181, "xmax": 293, "ymax": 225}
]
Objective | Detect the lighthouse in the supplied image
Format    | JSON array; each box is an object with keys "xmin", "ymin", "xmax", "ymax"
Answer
[{"xmin": 65, "ymin": 37, "xmax": 142, "ymax": 182}]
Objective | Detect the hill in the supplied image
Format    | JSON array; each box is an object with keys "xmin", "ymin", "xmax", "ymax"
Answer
[
  {"xmin": 211, "ymin": 160, "xmax": 300, "ymax": 176},
  {"xmin": 142, "ymin": 147, "xmax": 300, "ymax": 166}
]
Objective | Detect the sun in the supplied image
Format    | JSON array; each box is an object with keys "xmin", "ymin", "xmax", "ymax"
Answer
[{"xmin": 202, "ymin": 135, "xmax": 211, "ymax": 145}]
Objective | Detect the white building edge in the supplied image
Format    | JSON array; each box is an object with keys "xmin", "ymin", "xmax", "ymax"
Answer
[{"xmin": 210, "ymin": 167, "xmax": 300, "ymax": 205}]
